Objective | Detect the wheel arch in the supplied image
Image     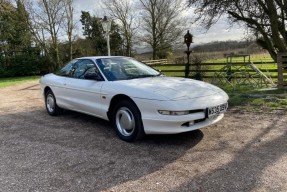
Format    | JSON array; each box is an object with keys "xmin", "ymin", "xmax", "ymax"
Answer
[
  {"xmin": 44, "ymin": 86, "xmax": 52, "ymax": 97},
  {"xmin": 107, "ymin": 94, "xmax": 141, "ymax": 121}
]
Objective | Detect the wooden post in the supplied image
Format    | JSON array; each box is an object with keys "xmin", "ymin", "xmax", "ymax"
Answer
[
  {"xmin": 185, "ymin": 51, "xmax": 191, "ymax": 78},
  {"xmin": 277, "ymin": 53, "xmax": 287, "ymax": 88}
]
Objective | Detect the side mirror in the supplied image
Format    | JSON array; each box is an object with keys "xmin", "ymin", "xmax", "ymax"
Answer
[{"xmin": 84, "ymin": 72, "xmax": 104, "ymax": 81}]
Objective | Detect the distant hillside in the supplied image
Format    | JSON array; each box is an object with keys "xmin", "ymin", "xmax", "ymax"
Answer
[
  {"xmin": 135, "ymin": 40, "xmax": 265, "ymax": 61},
  {"xmin": 192, "ymin": 40, "xmax": 262, "ymax": 54}
]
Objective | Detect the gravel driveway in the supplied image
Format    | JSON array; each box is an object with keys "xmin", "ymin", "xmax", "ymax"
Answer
[{"xmin": 0, "ymin": 80, "xmax": 286, "ymax": 192}]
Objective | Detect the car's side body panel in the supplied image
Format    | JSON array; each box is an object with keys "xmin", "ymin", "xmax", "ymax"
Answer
[
  {"xmin": 63, "ymin": 77, "xmax": 105, "ymax": 118},
  {"xmin": 40, "ymin": 74, "xmax": 108, "ymax": 119}
]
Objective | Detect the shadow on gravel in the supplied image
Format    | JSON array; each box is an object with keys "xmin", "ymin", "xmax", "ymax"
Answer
[
  {"xmin": 0, "ymin": 109, "xmax": 203, "ymax": 192},
  {"xmin": 18, "ymin": 84, "xmax": 39, "ymax": 91},
  {"xmin": 170, "ymin": 118, "xmax": 287, "ymax": 192}
]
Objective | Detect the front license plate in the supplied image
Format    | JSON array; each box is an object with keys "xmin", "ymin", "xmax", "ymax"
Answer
[{"xmin": 208, "ymin": 103, "xmax": 228, "ymax": 117}]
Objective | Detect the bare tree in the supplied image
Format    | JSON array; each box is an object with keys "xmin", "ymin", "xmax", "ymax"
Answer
[
  {"xmin": 102, "ymin": 0, "xmax": 137, "ymax": 56},
  {"xmin": 64, "ymin": 0, "xmax": 74, "ymax": 61},
  {"xmin": 0, "ymin": 0, "xmax": 11, "ymax": 4},
  {"xmin": 139, "ymin": 0, "xmax": 186, "ymax": 59},
  {"xmin": 25, "ymin": 0, "xmax": 67, "ymax": 70},
  {"xmin": 189, "ymin": 0, "xmax": 287, "ymax": 62}
]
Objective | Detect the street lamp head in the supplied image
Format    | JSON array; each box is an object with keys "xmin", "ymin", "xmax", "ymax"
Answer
[
  {"xmin": 184, "ymin": 30, "xmax": 193, "ymax": 49},
  {"xmin": 101, "ymin": 16, "xmax": 112, "ymax": 33}
]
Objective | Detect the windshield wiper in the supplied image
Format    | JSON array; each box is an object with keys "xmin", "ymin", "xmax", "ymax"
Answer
[
  {"xmin": 127, "ymin": 73, "xmax": 161, "ymax": 79},
  {"xmin": 137, "ymin": 74, "xmax": 161, "ymax": 78}
]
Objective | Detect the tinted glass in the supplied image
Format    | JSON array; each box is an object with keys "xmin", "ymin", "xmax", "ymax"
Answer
[
  {"xmin": 55, "ymin": 59, "xmax": 78, "ymax": 77},
  {"xmin": 72, "ymin": 60, "xmax": 97, "ymax": 79}
]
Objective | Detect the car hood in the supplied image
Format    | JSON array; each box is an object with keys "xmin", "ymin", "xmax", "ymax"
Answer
[{"xmin": 113, "ymin": 76, "xmax": 228, "ymax": 101}]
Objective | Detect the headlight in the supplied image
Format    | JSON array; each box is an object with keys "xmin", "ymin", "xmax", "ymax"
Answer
[{"xmin": 158, "ymin": 110, "xmax": 190, "ymax": 116}]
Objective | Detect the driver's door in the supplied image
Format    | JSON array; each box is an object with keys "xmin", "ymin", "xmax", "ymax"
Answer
[{"xmin": 63, "ymin": 59, "xmax": 105, "ymax": 118}]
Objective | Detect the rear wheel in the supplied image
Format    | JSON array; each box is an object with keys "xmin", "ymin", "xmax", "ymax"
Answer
[
  {"xmin": 112, "ymin": 100, "xmax": 144, "ymax": 142},
  {"xmin": 45, "ymin": 90, "xmax": 62, "ymax": 116}
]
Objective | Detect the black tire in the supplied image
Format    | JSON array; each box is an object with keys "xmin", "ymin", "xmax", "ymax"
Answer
[
  {"xmin": 112, "ymin": 100, "xmax": 145, "ymax": 142},
  {"xmin": 45, "ymin": 90, "xmax": 62, "ymax": 116}
]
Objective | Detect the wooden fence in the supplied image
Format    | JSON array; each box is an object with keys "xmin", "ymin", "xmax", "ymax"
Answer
[
  {"xmin": 141, "ymin": 60, "xmax": 279, "ymax": 87},
  {"xmin": 141, "ymin": 59, "xmax": 170, "ymax": 65},
  {"xmin": 144, "ymin": 61, "xmax": 277, "ymax": 79}
]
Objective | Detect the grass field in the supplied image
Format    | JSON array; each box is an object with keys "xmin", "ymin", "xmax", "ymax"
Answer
[
  {"xmin": 207, "ymin": 53, "xmax": 277, "ymax": 72},
  {"xmin": 0, "ymin": 76, "xmax": 40, "ymax": 88},
  {"xmin": 207, "ymin": 53, "xmax": 274, "ymax": 63},
  {"xmin": 226, "ymin": 86, "xmax": 287, "ymax": 112},
  {"xmin": 151, "ymin": 52, "xmax": 278, "ymax": 78}
]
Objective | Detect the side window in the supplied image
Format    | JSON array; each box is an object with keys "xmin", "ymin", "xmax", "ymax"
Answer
[
  {"xmin": 56, "ymin": 59, "xmax": 78, "ymax": 77},
  {"xmin": 72, "ymin": 59, "xmax": 97, "ymax": 79}
]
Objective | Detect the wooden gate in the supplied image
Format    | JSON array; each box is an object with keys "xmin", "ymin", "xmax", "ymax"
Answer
[{"xmin": 277, "ymin": 53, "xmax": 287, "ymax": 87}]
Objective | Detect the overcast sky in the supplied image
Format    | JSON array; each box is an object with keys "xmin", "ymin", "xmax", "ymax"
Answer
[{"xmin": 73, "ymin": 0, "xmax": 246, "ymax": 45}]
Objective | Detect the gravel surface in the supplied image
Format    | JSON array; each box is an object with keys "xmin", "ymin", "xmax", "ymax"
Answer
[{"xmin": 0, "ymin": 80, "xmax": 286, "ymax": 192}]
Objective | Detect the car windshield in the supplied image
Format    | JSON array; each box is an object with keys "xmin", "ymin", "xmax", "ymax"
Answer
[{"xmin": 95, "ymin": 57, "xmax": 161, "ymax": 81}]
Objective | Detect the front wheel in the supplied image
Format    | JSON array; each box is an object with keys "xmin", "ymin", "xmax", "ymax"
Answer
[
  {"xmin": 45, "ymin": 90, "xmax": 62, "ymax": 116},
  {"xmin": 112, "ymin": 100, "xmax": 145, "ymax": 142}
]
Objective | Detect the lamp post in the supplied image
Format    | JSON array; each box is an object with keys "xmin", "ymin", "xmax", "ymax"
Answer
[
  {"xmin": 101, "ymin": 16, "xmax": 112, "ymax": 56},
  {"xmin": 184, "ymin": 30, "xmax": 193, "ymax": 78}
]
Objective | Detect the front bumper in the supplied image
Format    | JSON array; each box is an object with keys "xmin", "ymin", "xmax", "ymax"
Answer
[
  {"xmin": 142, "ymin": 112, "xmax": 224, "ymax": 134},
  {"xmin": 133, "ymin": 93, "xmax": 228, "ymax": 135}
]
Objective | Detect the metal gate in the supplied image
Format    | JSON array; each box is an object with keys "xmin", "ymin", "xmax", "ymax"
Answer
[{"xmin": 277, "ymin": 53, "xmax": 287, "ymax": 87}]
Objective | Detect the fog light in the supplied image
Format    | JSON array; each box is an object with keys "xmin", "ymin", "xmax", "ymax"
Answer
[
  {"xmin": 189, "ymin": 121, "xmax": 194, "ymax": 126},
  {"xmin": 182, "ymin": 121, "xmax": 194, "ymax": 127}
]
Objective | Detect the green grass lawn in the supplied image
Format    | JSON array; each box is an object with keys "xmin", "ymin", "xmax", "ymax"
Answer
[
  {"xmin": 0, "ymin": 76, "xmax": 40, "ymax": 88},
  {"xmin": 224, "ymin": 85, "xmax": 287, "ymax": 112}
]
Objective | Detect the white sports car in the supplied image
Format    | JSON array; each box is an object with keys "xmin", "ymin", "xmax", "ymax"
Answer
[{"xmin": 40, "ymin": 56, "xmax": 228, "ymax": 141}]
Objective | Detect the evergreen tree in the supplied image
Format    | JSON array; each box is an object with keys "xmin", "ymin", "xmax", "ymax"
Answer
[
  {"xmin": 80, "ymin": 11, "xmax": 123, "ymax": 56},
  {"xmin": 0, "ymin": 1, "xmax": 31, "ymax": 55},
  {"xmin": 0, "ymin": 1, "xmax": 39, "ymax": 77}
]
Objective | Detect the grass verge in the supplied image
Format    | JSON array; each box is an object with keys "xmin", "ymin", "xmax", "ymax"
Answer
[
  {"xmin": 0, "ymin": 76, "xmax": 40, "ymax": 88},
  {"xmin": 225, "ymin": 86, "xmax": 287, "ymax": 112}
]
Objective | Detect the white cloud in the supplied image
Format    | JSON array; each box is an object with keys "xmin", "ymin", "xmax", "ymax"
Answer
[
  {"xmin": 73, "ymin": 0, "xmax": 103, "ymax": 15},
  {"xmin": 191, "ymin": 18, "xmax": 246, "ymax": 44},
  {"xmin": 73, "ymin": 0, "xmax": 246, "ymax": 44},
  {"xmin": 194, "ymin": 29, "xmax": 245, "ymax": 44}
]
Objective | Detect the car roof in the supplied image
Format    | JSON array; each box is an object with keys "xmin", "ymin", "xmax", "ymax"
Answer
[{"xmin": 76, "ymin": 56, "xmax": 130, "ymax": 60}]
